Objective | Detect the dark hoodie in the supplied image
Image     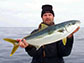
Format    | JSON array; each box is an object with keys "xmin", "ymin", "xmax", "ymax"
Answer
[{"xmin": 25, "ymin": 22, "xmax": 74, "ymax": 63}]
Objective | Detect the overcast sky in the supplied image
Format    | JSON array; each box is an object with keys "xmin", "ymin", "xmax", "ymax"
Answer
[{"xmin": 0, "ymin": 0, "xmax": 84, "ymax": 27}]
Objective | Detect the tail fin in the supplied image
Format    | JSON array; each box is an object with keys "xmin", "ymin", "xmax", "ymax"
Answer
[{"xmin": 3, "ymin": 38, "xmax": 19, "ymax": 56}]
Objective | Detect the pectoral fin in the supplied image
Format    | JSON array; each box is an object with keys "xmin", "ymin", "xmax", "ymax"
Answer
[{"xmin": 57, "ymin": 29, "xmax": 64, "ymax": 33}]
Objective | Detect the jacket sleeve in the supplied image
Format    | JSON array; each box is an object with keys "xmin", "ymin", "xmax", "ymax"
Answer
[
  {"xmin": 25, "ymin": 29, "xmax": 40, "ymax": 57},
  {"xmin": 57, "ymin": 35, "xmax": 74, "ymax": 57}
]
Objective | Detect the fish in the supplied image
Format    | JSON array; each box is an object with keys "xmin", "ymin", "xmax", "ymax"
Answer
[{"xmin": 3, "ymin": 20, "xmax": 80, "ymax": 56}]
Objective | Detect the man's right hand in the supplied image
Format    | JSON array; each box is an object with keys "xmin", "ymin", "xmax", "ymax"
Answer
[{"xmin": 17, "ymin": 39, "xmax": 28, "ymax": 48}]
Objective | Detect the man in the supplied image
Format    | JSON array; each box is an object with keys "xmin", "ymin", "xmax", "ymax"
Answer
[{"xmin": 17, "ymin": 4, "xmax": 80, "ymax": 63}]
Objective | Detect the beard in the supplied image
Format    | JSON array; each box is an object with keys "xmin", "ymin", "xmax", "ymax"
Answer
[
  {"xmin": 44, "ymin": 18, "xmax": 54, "ymax": 25},
  {"xmin": 45, "ymin": 18, "xmax": 51, "ymax": 21}
]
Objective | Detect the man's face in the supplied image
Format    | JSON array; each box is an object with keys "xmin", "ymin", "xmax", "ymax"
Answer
[{"xmin": 42, "ymin": 13, "xmax": 54, "ymax": 25}]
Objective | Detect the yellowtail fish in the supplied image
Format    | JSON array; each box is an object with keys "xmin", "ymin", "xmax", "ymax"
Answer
[{"xmin": 3, "ymin": 20, "xmax": 80, "ymax": 56}]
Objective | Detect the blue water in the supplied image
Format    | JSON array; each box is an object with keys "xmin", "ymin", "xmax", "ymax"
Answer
[{"xmin": 0, "ymin": 27, "xmax": 84, "ymax": 63}]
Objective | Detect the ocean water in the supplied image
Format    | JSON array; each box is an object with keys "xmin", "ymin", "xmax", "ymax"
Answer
[{"xmin": 0, "ymin": 27, "xmax": 84, "ymax": 63}]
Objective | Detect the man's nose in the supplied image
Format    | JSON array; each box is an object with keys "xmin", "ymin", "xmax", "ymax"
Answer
[{"xmin": 46, "ymin": 15, "xmax": 50, "ymax": 18}]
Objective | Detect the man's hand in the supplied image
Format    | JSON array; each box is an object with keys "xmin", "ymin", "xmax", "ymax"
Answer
[
  {"xmin": 17, "ymin": 39, "xmax": 28, "ymax": 48},
  {"xmin": 68, "ymin": 26, "xmax": 80, "ymax": 38}
]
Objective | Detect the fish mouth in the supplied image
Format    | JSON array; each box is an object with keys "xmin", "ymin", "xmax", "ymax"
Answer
[{"xmin": 76, "ymin": 20, "xmax": 81, "ymax": 24}]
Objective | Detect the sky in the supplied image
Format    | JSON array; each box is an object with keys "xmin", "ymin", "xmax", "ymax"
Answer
[{"xmin": 0, "ymin": 0, "xmax": 84, "ymax": 27}]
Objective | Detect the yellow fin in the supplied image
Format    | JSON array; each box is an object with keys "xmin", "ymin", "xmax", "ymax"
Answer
[
  {"xmin": 10, "ymin": 44, "xmax": 19, "ymax": 56},
  {"xmin": 3, "ymin": 38, "xmax": 19, "ymax": 56},
  {"xmin": 62, "ymin": 38, "xmax": 67, "ymax": 46},
  {"xmin": 3, "ymin": 38, "xmax": 17, "ymax": 44},
  {"xmin": 24, "ymin": 24, "xmax": 48, "ymax": 39},
  {"xmin": 39, "ymin": 24, "xmax": 48, "ymax": 31}
]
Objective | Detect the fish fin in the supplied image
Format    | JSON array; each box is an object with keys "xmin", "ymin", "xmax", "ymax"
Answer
[
  {"xmin": 3, "ymin": 38, "xmax": 19, "ymax": 56},
  {"xmin": 62, "ymin": 38, "xmax": 67, "ymax": 46},
  {"xmin": 24, "ymin": 24, "xmax": 48, "ymax": 39},
  {"xmin": 10, "ymin": 44, "xmax": 19, "ymax": 56},
  {"xmin": 57, "ymin": 29, "xmax": 64, "ymax": 33},
  {"xmin": 39, "ymin": 24, "xmax": 48, "ymax": 31},
  {"xmin": 33, "ymin": 44, "xmax": 41, "ymax": 50},
  {"xmin": 36, "ymin": 46, "xmax": 41, "ymax": 50}
]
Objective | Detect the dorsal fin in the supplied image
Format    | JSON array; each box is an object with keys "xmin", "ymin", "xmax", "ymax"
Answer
[
  {"xmin": 39, "ymin": 24, "xmax": 48, "ymax": 31},
  {"xmin": 24, "ymin": 24, "xmax": 48, "ymax": 39}
]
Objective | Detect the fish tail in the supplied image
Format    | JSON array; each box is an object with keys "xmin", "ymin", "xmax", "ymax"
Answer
[{"xmin": 3, "ymin": 38, "xmax": 19, "ymax": 56}]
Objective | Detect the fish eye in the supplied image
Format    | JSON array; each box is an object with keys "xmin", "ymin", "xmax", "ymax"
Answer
[
  {"xmin": 68, "ymin": 23, "xmax": 71, "ymax": 26},
  {"xmin": 72, "ymin": 22, "xmax": 75, "ymax": 25}
]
